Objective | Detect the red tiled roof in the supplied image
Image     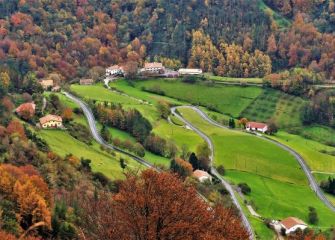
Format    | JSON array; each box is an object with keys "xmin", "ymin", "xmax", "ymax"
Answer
[
  {"xmin": 193, "ymin": 170, "xmax": 210, "ymax": 179},
  {"xmin": 280, "ymin": 217, "xmax": 307, "ymax": 229},
  {"xmin": 39, "ymin": 114, "xmax": 62, "ymax": 125},
  {"xmin": 16, "ymin": 102, "xmax": 36, "ymax": 114},
  {"xmin": 144, "ymin": 62, "xmax": 164, "ymax": 69},
  {"xmin": 247, "ymin": 122, "xmax": 268, "ymax": 129}
]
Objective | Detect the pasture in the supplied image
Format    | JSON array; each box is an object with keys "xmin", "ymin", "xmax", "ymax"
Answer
[
  {"xmin": 177, "ymin": 107, "xmax": 335, "ymax": 236},
  {"xmin": 38, "ymin": 130, "xmax": 143, "ymax": 179},
  {"xmin": 270, "ymin": 131, "xmax": 335, "ymax": 173},
  {"xmin": 134, "ymin": 79, "xmax": 263, "ymax": 117},
  {"xmin": 204, "ymin": 73, "xmax": 263, "ymax": 84}
]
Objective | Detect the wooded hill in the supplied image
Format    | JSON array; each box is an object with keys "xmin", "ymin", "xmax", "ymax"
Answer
[{"xmin": 0, "ymin": 0, "xmax": 334, "ymax": 82}]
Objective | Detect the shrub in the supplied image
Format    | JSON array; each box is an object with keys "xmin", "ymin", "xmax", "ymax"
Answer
[{"xmin": 238, "ymin": 182, "xmax": 251, "ymax": 195}]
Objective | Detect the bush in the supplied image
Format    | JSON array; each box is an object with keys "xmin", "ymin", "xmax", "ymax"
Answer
[
  {"xmin": 93, "ymin": 172, "xmax": 111, "ymax": 187},
  {"xmin": 238, "ymin": 182, "xmax": 251, "ymax": 195},
  {"xmin": 216, "ymin": 165, "xmax": 225, "ymax": 175},
  {"xmin": 308, "ymin": 207, "xmax": 318, "ymax": 224}
]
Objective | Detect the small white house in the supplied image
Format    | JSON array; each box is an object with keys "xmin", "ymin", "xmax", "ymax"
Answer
[
  {"xmin": 193, "ymin": 170, "xmax": 212, "ymax": 183},
  {"xmin": 178, "ymin": 68, "xmax": 203, "ymax": 76},
  {"xmin": 106, "ymin": 65, "xmax": 124, "ymax": 77},
  {"xmin": 246, "ymin": 122, "xmax": 268, "ymax": 133},
  {"xmin": 280, "ymin": 217, "xmax": 308, "ymax": 235}
]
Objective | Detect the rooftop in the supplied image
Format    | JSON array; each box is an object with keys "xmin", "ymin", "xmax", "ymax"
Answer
[
  {"xmin": 39, "ymin": 114, "xmax": 62, "ymax": 125},
  {"xmin": 280, "ymin": 217, "xmax": 307, "ymax": 229},
  {"xmin": 144, "ymin": 62, "xmax": 164, "ymax": 69},
  {"xmin": 247, "ymin": 122, "xmax": 268, "ymax": 129},
  {"xmin": 193, "ymin": 170, "xmax": 211, "ymax": 179}
]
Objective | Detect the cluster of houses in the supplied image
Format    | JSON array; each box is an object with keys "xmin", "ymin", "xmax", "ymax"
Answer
[
  {"xmin": 105, "ymin": 62, "xmax": 203, "ymax": 78},
  {"xmin": 15, "ymin": 102, "xmax": 63, "ymax": 129}
]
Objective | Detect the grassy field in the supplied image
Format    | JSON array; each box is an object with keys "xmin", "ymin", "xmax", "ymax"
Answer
[
  {"xmin": 71, "ymin": 83, "xmax": 203, "ymax": 162},
  {"xmin": 178, "ymin": 107, "xmax": 335, "ymax": 238},
  {"xmin": 288, "ymin": 125, "xmax": 335, "ymax": 147},
  {"xmin": 134, "ymin": 79, "xmax": 263, "ymax": 117},
  {"xmin": 38, "ymin": 130, "xmax": 143, "ymax": 179},
  {"xmin": 240, "ymin": 89, "xmax": 306, "ymax": 128},
  {"xmin": 204, "ymin": 73, "xmax": 263, "ymax": 84},
  {"xmin": 270, "ymin": 131, "xmax": 335, "ymax": 173}
]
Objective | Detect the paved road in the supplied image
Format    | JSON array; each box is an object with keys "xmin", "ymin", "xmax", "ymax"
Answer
[
  {"xmin": 171, "ymin": 107, "xmax": 255, "ymax": 240},
  {"xmin": 64, "ymin": 92, "xmax": 157, "ymax": 169},
  {"xmin": 176, "ymin": 106, "xmax": 335, "ymax": 213}
]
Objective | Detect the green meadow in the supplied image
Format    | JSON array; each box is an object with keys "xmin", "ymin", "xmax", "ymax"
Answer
[
  {"xmin": 134, "ymin": 79, "xmax": 263, "ymax": 117},
  {"xmin": 38, "ymin": 130, "xmax": 143, "ymax": 179},
  {"xmin": 270, "ymin": 131, "xmax": 335, "ymax": 173},
  {"xmin": 178, "ymin": 107, "xmax": 335, "ymax": 238},
  {"xmin": 204, "ymin": 73, "xmax": 263, "ymax": 84}
]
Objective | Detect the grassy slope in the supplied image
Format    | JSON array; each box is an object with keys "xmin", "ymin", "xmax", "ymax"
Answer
[
  {"xmin": 178, "ymin": 108, "xmax": 335, "ymax": 237},
  {"xmin": 71, "ymin": 83, "xmax": 203, "ymax": 166},
  {"xmin": 39, "ymin": 130, "xmax": 143, "ymax": 179},
  {"xmin": 270, "ymin": 131, "xmax": 335, "ymax": 173},
  {"xmin": 134, "ymin": 79, "xmax": 262, "ymax": 117}
]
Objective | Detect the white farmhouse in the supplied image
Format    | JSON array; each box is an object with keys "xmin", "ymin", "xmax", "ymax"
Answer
[
  {"xmin": 106, "ymin": 65, "xmax": 124, "ymax": 77},
  {"xmin": 141, "ymin": 62, "xmax": 165, "ymax": 74},
  {"xmin": 280, "ymin": 217, "xmax": 308, "ymax": 235},
  {"xmin": 193, "ymin": 170, "xmax": 212, "ymax": 183},
  {"xmin": 178, "ymin": 68, "xmax": 203, "ymax": 76},
  {"xmin": 246, "ymin": 122, "xmax": 268, "ymax": 133}
]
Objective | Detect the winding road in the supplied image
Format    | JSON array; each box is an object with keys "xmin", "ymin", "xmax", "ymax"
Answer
[
  {"xmin": 64, "ymin": 92, "xmax": 255, "ymax": 239},
  {"xmin": 171, "ymin": 106, "xmax": 255, "ymax": 239},
  {"xmin": 172, "ymin": 106, "xmax": 335, "ymax": 213}
]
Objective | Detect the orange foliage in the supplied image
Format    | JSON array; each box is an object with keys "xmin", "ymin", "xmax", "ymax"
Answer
[
  {"xmin": 0, "ymin": 164, "xmax": 52, "ymax": 232},
  {"xmin": 78, "ymin": 169, "xmax": 249, "ymax": 240},
  {"xmin": 62, "ymin": 107, "xmax": 73, "ymax": 121}
]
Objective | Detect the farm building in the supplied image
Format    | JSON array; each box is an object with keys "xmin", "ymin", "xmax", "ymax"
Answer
[
  {"xmin": 280, "ymin": 217, "xmax": 307, "ymax": 235},
  {"xmin": 39, "ymin": 114, "xmax": 63, "ymax": 129},
  {"xmin": 80, "ymin": 78, "xmax": 94, "ymax": 85},
  {"xmin": 40, "ymin": 79, "xmax": 54, "ymax": 90},
  {"xmin": 246, "ymin": 122, "xmax": 268, "ymax": 133},
  {"xmin": 106, "ymin": 65, "xmax": 124, "ymax": 77},
  {"xmin": 141, "ymin": 62, "xmax": 165, "ymax": 74},
  {"xmin": 193, "ymin": 170, "xmax": 212, "ymax": 183},
  {"xmin": 178, "ymin": 68, "xmax": 203, "ymax": 76},
  {"xmin": 15, "ymin": 102, "xmax": 36, "ymax": 119}
]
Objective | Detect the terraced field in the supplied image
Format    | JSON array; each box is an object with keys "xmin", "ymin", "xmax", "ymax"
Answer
[{"xmin": 240, "ymin": 89, "xmax": 306, "ymax": 128}]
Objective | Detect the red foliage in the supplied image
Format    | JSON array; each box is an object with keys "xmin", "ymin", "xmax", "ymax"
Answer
[{"xmin": 6, "ymin": 120, "xmax": 26, "ymax": 140}]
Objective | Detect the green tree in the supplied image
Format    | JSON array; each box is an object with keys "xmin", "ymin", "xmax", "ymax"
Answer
[{"xmin": 308, "ymin": 207, "xmax": 318, "ymax": 224}]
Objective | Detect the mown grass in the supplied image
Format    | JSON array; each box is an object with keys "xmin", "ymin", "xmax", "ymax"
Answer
[
  {"xmin": 226, "ymin": 171, "xmax": 335, "ymax": 229},
  {"xmin": 288, "ymin": 125, "xmax": 335, "ymax": 147},
  {"xmin": 38, "ymin": 130, "xmax": 143, "ymax": 179},
  {"xmin": 204, "ymin": 73, "xmax": 263, "ymax": 84},
  {"xmin": 179, "ymin": 107, "xmax": 306, "ymax": 185},
  {"xmin": 270, "ymin": 131, "xmax": 335, "ymax": 173},
  {"xmin": 135, "ymin": 79, "xmax": 262, "ymax": 117},
  {"xmin": 241, "ymin": 88, "xmax": 306, "ymax": 128},
  {"xmin": 178, "ymin": 107, "xmax": 335, "ymax": 238}
]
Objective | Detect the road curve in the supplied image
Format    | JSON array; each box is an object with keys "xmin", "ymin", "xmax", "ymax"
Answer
[
  {"xmin": 176, "ymin": 106, "xmax": 335, "ymax": 213},
  {"xmin": 64, "ymin": 92, "xmax": 157, "ymax": 169},
  {"xmin": 171, "ymin": 107, "xmax": 255, "ymax": 240}
]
